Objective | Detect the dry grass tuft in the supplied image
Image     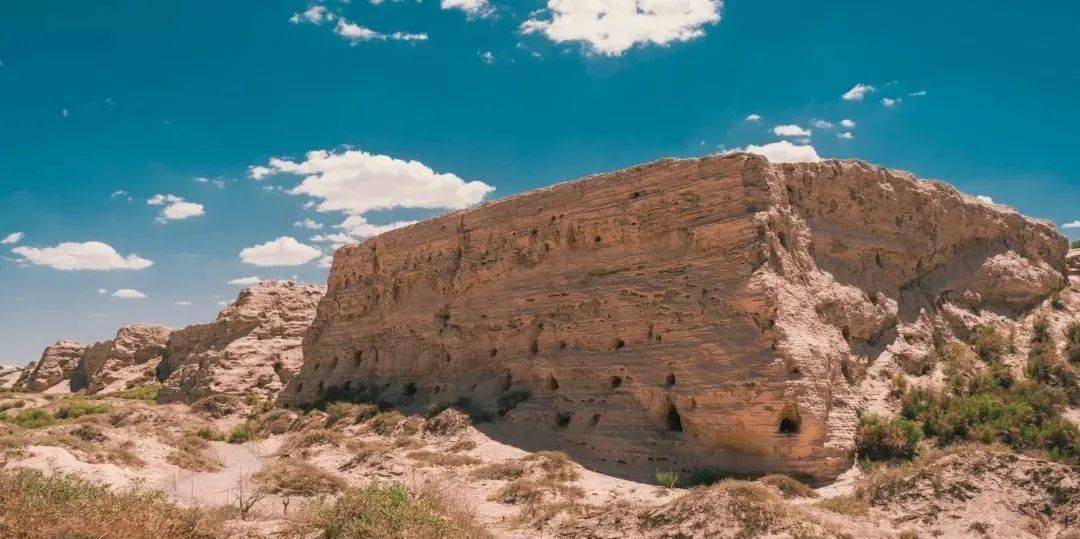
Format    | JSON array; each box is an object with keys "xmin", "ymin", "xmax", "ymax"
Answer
[
  {"xmin": 490, "ymin": 477, "xmax": 585, "ymax": 505},
  {"xmin": 814, "ymin": 494, "xmax": 870, "ymax": 517},
  {"xmin": 758, "ymin": 474, "xmax": 819, "ymax": 499},
  {"xmin": 424, "ymin": 408, "xmax": 472, "ymax": 435},
  {"xmin": 167, "ymin": 433, "xmax": 223, "ymax": 472},
  {"xmin": 253, "ymin": 458, "xmax": 346, "ymax": 497},
  {"xmin": 0, "ymin": 468, "xmax": 224, "ymax": 538},
  {"xmin": 470, "ymin": 460, "xmax": 527, "ymax": 481},
  {"xmin": 523, "ymin": 451, "xmax": 581, "ymax": 482},
  {"xmin": 407, "ymin": 451, "xmax": 482, "ymax": 468}
]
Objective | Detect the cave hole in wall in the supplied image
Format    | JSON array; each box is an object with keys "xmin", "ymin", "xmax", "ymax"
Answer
[
  {"xmin": 614, "ymin": 338, "xmax": 625, "ymax": 350},
  {"xmin": 548, "ymin": 375, "xmax": 560, "ymax": 391},
  {"xmin": 610, "ymin": 375, "xmax": 623, "ymax": 388},
  {"xmin": 591, "ymin": 413, "xmax": 601, "ymax": 425},
  {"xmin": 530, "ymin": 339, "xmax": 539, "ymax": 356},
  {"xmin": 343, "ymin": 380, "xmax": 352, "ymax": 391},
  {"xmin": 296, "ymin": 382, "xmax": 303, "ymax": 393},
  {"xmin": 353, "ymin": 350, "xmax": 363, "ymax": 366},
  {"xmin": 665, "ymin": 372, "xmax": 676, "ymax": 387},
  {"xmin": 489, "ymin": 348, "xmax": 498, "ymax": 358},
  {"xmin": 316, "ymin": 381, "xmax": 324, "ymax": 394},
  {"xmin": 501, "ymin": 373, "xmax": 513, "ymax": 391},
  {"xmin": 665, "ymin": 402, "xmax": 683, "ymax": 432},
  {"xmin": 555, "ymin": 412, "xmax": 572, "ymax": 428},
  {"xmin": 403, "ymin": 382, "xmax": 417, "ymax": 396},
  {"xmin": 778, "ymin": 408, "xmax": 801, "ymax": 434},
  {"xmin": 331, "ymin": 356, "xmax": 339, "ymax": 370}
]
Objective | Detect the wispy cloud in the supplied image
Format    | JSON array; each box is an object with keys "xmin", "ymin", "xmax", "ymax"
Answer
[
  {"xmin": 0, "ymin": 232, "xmax": 23, "ymax": 245},
  {"xmin": 842, "ymin": 83, "xmax": 875, "ymax": 101},
  {"xmin": 441, "ymin": 0, "xmax": 494, "ymax": 19}
]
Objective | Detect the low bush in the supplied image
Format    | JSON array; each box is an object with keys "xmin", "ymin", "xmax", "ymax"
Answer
[
  {"xmin": 109, "ymin": 384, "xmax": 160, "ymax": 401},
  {"xmin": 193, "ymin": 426, "xmax": 224, "ymax": 441},
  {"xmin": 289, "ymin": 481, "xmax": 490, "ymax": 538},
  {"xmin": 856, "ymin": 415, "xmax": 921, "ymax": 461},
  {"xmin": 758, "ymin": 474, "xmax": 818, "ymax": 498},
  {"xmin": 253, "ymin": 459, "xmax": 345, "ymax": 497},
  {"xmin": 470, "ymin": 461, "xmax": 527, "ymax": 481},
  {"xmin": 167, "ymin": 434, "xmax": 222, "ymax": 472},
  {"xmin": 655, "ymin": 470, "xmax": 679, "ymax": 488},
  {"xmin": 228, "ymin": 422, "xmax": 255, "ymax": 444},
  {"xmin": 0, "ymin": 468, "xmax": 222, "ymax": 537},
  {"xmin": 6, "ymin": 407, "xmax": 56, "ymax": 429},
  {"xmin": 971, "ymin": 325, "xmax": 1008, "ymax": 362},
  {"xmin": 55, "ymin": 400, "xmax": 109, "ymax": 420},
  {"xmin": 407, "ymin": 451, "xmax": 482, "ymax": 468},
  {"xmin": 1066, "ymin": 322, "xmax": 1080, "ymax": 366},
  {"xmin": 814, "ymin": 495, "xmax": 869, "ymax": 517}
]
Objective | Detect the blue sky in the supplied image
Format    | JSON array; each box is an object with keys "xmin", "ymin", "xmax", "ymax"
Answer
[{"xmin": 2, "ymin": 0, "xmax": 1078, "ymax": 363}]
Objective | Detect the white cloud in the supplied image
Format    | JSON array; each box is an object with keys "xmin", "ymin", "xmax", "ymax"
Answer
[
  {"xmin": 908, "ymin": 90, "xmax": 927, "ymax": 97},
  {"xmin": 97, "ymin": 288, "xmax": 107, "ymax": 295},
  {"xmin": 12, "ymin": 241, "xmax": 153, "ymax": 270},
  {"xmin": 840, "ymin": 119, "xmax": 856, "ymax": 128},
  {"xmin": 228, "ymin": 276, "xmax": 262, "ymax": 285},
  {"xmin": 293, "ymin": 218, "xmax": 324, "ymax": 230},
  {"xmin": 1, "ymin": 232, "xmax": 23, "ymax": 245},
  {"xmin": 442, "ymin": 0, "xmax": 494, "ymax": 18},
  {"xmin": 147, "ymin": 194, "xmax": 205, "ymax": 223},
  {"xmin": 334, "ymin": 19, "xmax": 381, "ymax": 42},
  {"xmin": 745, "ymin": 114, "xmax": 761, "ymax": 122},
  {"xmin": 217, "ymin": 300, "xmax": 231, "ymax": 306},
  {"xmin": 318, "ymin": 255, "xmax": 334, "ymax": 268},
  {"xmin": 239, "ymin": 237, "xmax": 321, "ymax": 266},
  {"xmin": 1062, "ymin": 220, "xmax": 1080, "ymax": 229},
  {"xmin": 881, "ymin": 98, "xmax": 899, "ymax": 107},
  {"xmin": 339, "ymin": 216, "xmax": 417, "ymax": 239},
  {"xmin": 174, "ymin": 300, "xmax": 193, "ymax": 306},
  {"xmin": 248, "ymin": 165, "xmax": 272, "ymax": 180},
  {"xmin": 772, "ymin": 124, "xmax": 811, "ymax": 137},
  {"xmin": 194, "ymin": 177, "xmax": 226, "ymax": 188},
  {"xmin": 521, "ymin": 0, "xmax": 722, "ymax": 56},
  {"xmin": 842, "ymin": 83, "xmax": 875, "ymax": 101},
  {"xmin": 61, "ymin": 108, "xmax": 69, "ymax": 118},
  {"xmin": 390, "ymin": 32, "xmax": 428, "ymax": 41},
  {"xmin": 290, "ymin": 5, "xmax": 334, "ymax": 25},
  {"xmin": 310, "ymin": 232, "xmax": 357, "ymax": 245},
  {"xmin": 837, "ymin": 132, "xmax": 854, "ymax": 140},
  {"xmin": 255, "ymin": 148, "xmax": 493, "ymax": 219},
  {"xmin": 975, "ymin": 195, "xmax": 994, "ymax": 205},
  {"xmin": 112, "ymin": 288, "xmax": 146, "ymax": 299},
  {"xmin": 479, "ymin": 50, "xmax": 495, "ymax": 64},
  {"xmin": 110, "ymin": 190, "xmax": 133, "ymax": 202},
  {"xmin": 812, "ymin": 120, "xmax": 834, "ymax": 129},
  {"xmin": 742, "ymin": 141, "xmax": 821, "ymax": 163}
]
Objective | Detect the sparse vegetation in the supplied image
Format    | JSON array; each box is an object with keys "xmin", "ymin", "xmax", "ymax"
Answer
[
  {"xmin": 108, "ymin": 383, "xmax": 161, "ymax": 401},
  {"xmin": 55, "ymin": 400, "xmax": 109, "ymax": 420},
  {"xmin": 759, "ymin": 474, "xmax": 818, "ymax": 498},
  {"xmin": 4, "ymin": 407, "xmax": 56, "ymax": 429},
  {"xmin": 228, "ymin": 421, "xmax": 255, "ymax": 443},
  {"xmin": 470, "ymin": 460, "xmax": 527, "ymax": 481},
  {"xmin": 1066, "ymin": 322, "xmax": 1080, "ymax": 366},
  {"xmin": 971, "ymin": 325, "xmax": 1008, "ymax": 362},
  {"xmin": 490, "ymin": 476, "xmax": 585, "ymax": 505},
  {"xmin": 1071, "ymin": 239, "xmax": 1080, "ymax": 249},
  {"xmin": 655, "ymin": 470, "xmax": 679, "ymax": 488},
  {"xmin": 407, "ymin": 451, "xmax": 482, "ymax": 467},
  {"xmin": 253, "ymin": 458, "xmax": 345, "ymax": 497},
  {"xmin": 815, "ymin": 494, "xmax": 870, "ymax": 517},
  {"xmin": 167, "ymin": 433, "xmax": 222, "ymax": 472},
  {"xmin": 856, "ymin": 414, "xmax": 921, "ymax": 461},
  {"xmin": 289, "ymin": 480, "xmax": 491, "ymax": 538},
  {"xmin": 194, "ymin": 425, "xmax": 225, "ymax": 441},
  {"xmin": 0, "ymin": 468, "xmax": 222, "ymax": 537}
]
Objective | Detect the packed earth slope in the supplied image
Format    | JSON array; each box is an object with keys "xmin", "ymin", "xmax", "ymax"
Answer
[
  {"xmin": 281, "ymin": 153, "xmax": 1069, "ymax": 481},
  {"xmin": 157, "ymin": 281, "xmax": 325, "ymax": 404}
]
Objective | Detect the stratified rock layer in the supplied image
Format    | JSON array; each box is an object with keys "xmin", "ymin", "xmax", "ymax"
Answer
[
  {"xmin": 72, "ymin": 324, "xmax": 172, "ymax": 394},
  {"xmin": 280, "ymin": 154, "xmax": 1068, "ymax": 480},
  {"xmin": 156, "ymin": 281, "xmax": 325, "ymax": 403},
  {"xmin": 20, "ymin": 340, "xmax": 85, "ymax": 392}
]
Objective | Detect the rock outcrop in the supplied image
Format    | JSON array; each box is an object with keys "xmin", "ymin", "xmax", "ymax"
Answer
[
  {"xmin": 19, "ymin": 340, "xmax": 84, "ymax": 392},
  {"xmin": 281, "ymin": 153, "xmax": 1069, "ymax": 481},
  {"xmin": 71, "ymin": 324, "xmax": 172, "ymax": 394},
  {"xmin": 156, "ymin": 281, "xmax": 324, "ymax": 403},
  {"xmin": 0, "ymin": 365, "xmax": 26, "ymax": 389}
]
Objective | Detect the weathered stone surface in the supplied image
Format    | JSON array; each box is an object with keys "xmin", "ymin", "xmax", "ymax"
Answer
[
  {"xmin": 156, "ymin": 281, "xmax": 324, "ymax": 403},
  {"xmin": 0, "ymin": 365, "xmax": 27, "ymax": 390},
  {"xmin": 72, "ymin": 324, "xmax": 172, "ymax": 394},
  {"xmin": 19, "ymin": 340, "xmax": 84, "ymax": 392},
  {"xmin": 281, "ymin": 153, "xmax": 1068, "ymax": 481}
]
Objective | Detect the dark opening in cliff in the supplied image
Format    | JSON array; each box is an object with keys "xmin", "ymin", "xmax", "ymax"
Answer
[{"xmin": 666, "ymin": 403, "xmax": 683, "ymax": 432}]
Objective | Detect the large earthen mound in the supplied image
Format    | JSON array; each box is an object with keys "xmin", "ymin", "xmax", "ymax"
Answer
[
  {"xmin": 281, "ymin": 153, "xmax": 1069, "ymax": 481},
  {"xmin": 156, "ymin": 281, "xmax": 324, "ymax": 403}
]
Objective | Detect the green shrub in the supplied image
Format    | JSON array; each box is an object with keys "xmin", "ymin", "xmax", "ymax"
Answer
[
  {"xmin": 758, "ymin": 474, "xmax": 817, "ymax": 499},
  {"xmin": 290, "ymin": 482, "xmax": 489, "ymax": 538},
  {"xmin": 1071, "ymin": 239, "xmax": 1080, "ymax": 249},
  {"xmin": 55, "ymin": 400, "xmax": 109, "ymax": 420},
  {"xmin": 971, "ymin": 325, "xmax": 1007, "ymax": 362},
  {"xmin": 683, "ymin": 468, "xmax": 726, "ymax": 486},
  {"xmin": 1065, "ymin": 323, "xmax": 1080, "ymax": 366},
  {"xmin": 1026, "ymin": 319, "xmax": 1080, "ymax": 404},
  {"xmin": 228, "ymin": 422, "xmax": 254, "ymax": 443},
  {"xmin": 815, "ymin": 495, "xmax": 869, "ymax": 517},
  {"xmin": 253, "ymin": 459, "xmax": 345, "ymax": 496},
  {"xmin": 0, "ymin": 468, "xmax": 222, "ymax": 537},
  {"xmin": 856, "ymin": 415, "xmax": 921, "ymax": 461},
  {"xmin": 110, "ymin": 384, "xmax": 160, "ymax": 401},
  {"xmin": 655, "ymin": 471, "xmax": 679, "ymax": 488},
  {"xmin": 193, "ymin": 426, "xmax": 224, "ymax": 441},
  {"xmin": 6, "ymin": 407, "xmax": 56, "ymax": 429}
]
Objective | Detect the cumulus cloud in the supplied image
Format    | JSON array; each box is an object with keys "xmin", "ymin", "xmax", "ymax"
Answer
[
  {"xmin": 840, "ymin": 119, "xmax": 856, "ymax": 128},
  {"xmin": 772, "ymin": 124, "xmax": 811, "ymax": 137},
  {"xmin": 290, "ymin": 5, "xmax": 333, "ymax": 25},
  {"xmin": 239, "ymin": 237, "xmax": 321, "ymax": 266},
  {"xmin": 339, "ymin": 216, "xmax": 417, "ymax": 239},
  {"xmin": 1062, "ymin": 220, "xmax": 1080, "ymax": 229},
  {"xmin": 228, "ymin": 276, "xmax": 262, "ymax": 285},
  {"xmin": 745, "ymin": 114, "xmax": 761, "ymax": 122},
  {"xmin": 248, "ymin": 166, "xmax": 272, "ymax": 180},
  {"xmin": 881, "ymin": 97, "xmax": 899, "ymax": 107},
  {"xmin": 1, "ymin": 232, "xmax": 23, "ymax": 245},
  {"xmin": 147, "ymin": 194, "xmax": 205, "ymax": 223},
  {"xmin": 742, "ymin": 141, "xmax": 821, "ymax": 163},
  {"xmin": 112, "ymin": 288, "xmax": 147, "ymax": 299},
  {"xmin": 478, "ymin": 50, "xmax": 495, "ymax": 64},
  {"xmin": 441, "ymin": 0, "xmax": 494, "ymax": 18},
  {"xmin": 842, "ymin": 83, "xmax": 875, "ymax": 101},
  {"xmin": 811, "ymin": 120, "xmax": 834, "ymax": 129},
  {"xmin": 837, "ymin": 132, "xmax": 854, "ymax": 140},
  {"xmin": 12, "ymin": 241, "xmax": 153, "ymax": 270},
  {"xmin": 255, "ymin": 149, "xmax": 493, "ymax": 218},
  {"xmin": 333, "ymin": 19, "xmax": 427, "ymax": 44},
  {"xmin": 521, "ymin": 0, "xmax": 722, "ymax": 56},
  {"xmin": 293, "ymin": 219, "xmax": 324, "ymax": 230},
  {"xmin": 975, "ymin": 195, "xmax": 995, "ymax": 205}
]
